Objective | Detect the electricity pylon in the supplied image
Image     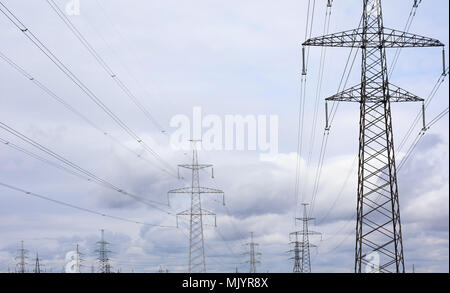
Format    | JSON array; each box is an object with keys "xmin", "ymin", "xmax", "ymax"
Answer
[
  {"xmin": 289, "ymin": 204, "xmax": 321, "ymax": 273},
  {"xmin": 96, "ymin": 229, "xmax": 111, "ymax": 273},
  {"xmin": 74, "ymin": 244, "xmax": 83, "ymax": 273},
  {"xmin": 15, "ymin": 240, "xmax": 28, "ymax": 273},
  {"xmin": 33, "ymin": 253, "xmax": 43, "ymax": 273},
  {"xmin": 303, "ymin": 0, "xmax": 444, "ymax": 273},
  {"xmin": 244, "ymin": 232, "xmax": 261, "ymax": 273},
  {"xmin": 168, "ymin": 140, "xmax": 225, "ymax": 273}
]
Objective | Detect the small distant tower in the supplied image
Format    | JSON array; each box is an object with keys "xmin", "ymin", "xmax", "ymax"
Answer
[
  {"xmin": 15, "ymin": 241, "xmax": 28, "ymax": 273},
  {"xmin": 244, "ymin": 232, "xmax": 261, "ymax": 273},
  {"xmin": 96, "ymin": 229, "xmax": 111, "ymax": 273},
  {"xmin": 74, "ymin": 244, "xmax": 83, "ymax": 273},
  {"xmin": 289, "ymin": 232, "xmax": 302, "ymax": 273},
  {"xmin": 33, "ymin": 253, "xmax": 43, "ymax": 273},
  {"xmin": 289, "ymin": 204, "xmax": 321, "ymax": 273}
]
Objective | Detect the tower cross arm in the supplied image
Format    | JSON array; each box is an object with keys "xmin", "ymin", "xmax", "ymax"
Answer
[
  {"xmin": 302, "ymin": 28, "xmax": 363, "ymax": 48},
  {"xmin": 168, "ymin": 186, "xmax": 224, "ymax": 194},
  {"xmin": 326, "ymin": 83, "xmax": 424, "ymax": 103},
  {"xmin": 178, "ymin": 164, "xmax": 213, "ymax": 170},
  {"xmin": 167, "ymin": 187, "xmax": 225, "ymax": 205},
  {"xmin": 302, "ymin": 27, "xmax": 444, "ymax": 48}
]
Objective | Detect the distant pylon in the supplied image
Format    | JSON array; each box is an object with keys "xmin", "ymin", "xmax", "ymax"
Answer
[
  {"xmin": 34, "ymin": 253, "xmax": 41, "ymax": 273},
  {"xmin": 168, "ymin": 140, "xmax": 225, "ymax": 273},
  {"xmin": 289, "ymin": 204, "xmax": 321, "ymax": 273},
  {"xmin": 74, "ymin": 244, "xmax": 83, "ymax": 273},
  {"xmin": 289, "ymin": 232, "xmax": 301, "ymax": 273},
  {"xmin": 303, "ymin": 0, "xmax": 444, "ymax": 273},
  {"xmin": 244, "ymin": 232, "xmax": 261, "ymax": 273},
  {"xmin": 15, "ymin": 240, "xmax": 28, "ymax": 273},
  {"xmin": 96, "ymin": 229, "xmax": 111, "ymax": 273}
]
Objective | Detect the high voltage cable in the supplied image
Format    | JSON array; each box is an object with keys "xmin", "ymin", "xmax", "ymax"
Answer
[
  {"xmin": 398, "ymin": 106, "xmax": 449, "ymax": 171},
  {"xmin": 0, "ymin": 181, "xmax": 176, "ymax": 228},
  {"xmin": 388, "ymin": 0, "xmax": 422, "ymax": 78},
  {"xmin": 301, "ymin": 3, "xmax": 333, "ymax": 206},
  {"xmin": 45, "ymin": 0, "xmax": 166, "ymax": 134},
  {"xmin": 0, "ymin": 50, "xmax": 174, "ymax": 176},
  {"xmin": 0, "ymin": 2, "xmax": 177, "ymax": 177},
  {"xmin": 398, "ymin": 67, "xmax": 449, "ymax": 153},
  {"xmin": 304, "ymin": 14, "xmax": 364, "ymax": 218},
  {"xmin": 293, "ymin": 0, "xmax": 317, "ymax": 221},
  {"xmin": 0, "ymin": 121, "xmax": 172, "ymax": 213}
]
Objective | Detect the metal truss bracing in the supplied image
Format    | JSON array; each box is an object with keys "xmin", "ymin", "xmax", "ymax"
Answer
[
  {"xmin": 303, "ymin": 0, "xmax": 444, "ymax": 273},
  {"xmin": 168, "ymin": 141, "xmax": 224, "ymax": 273}
]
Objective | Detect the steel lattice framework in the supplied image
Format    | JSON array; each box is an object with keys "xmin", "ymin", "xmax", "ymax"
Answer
[
  {"xmin": 168, "ymin": 141, "xmax": 224, "ymax": 273},
  {"xmin": 289, "ymin": 204, "xmax": 320, "ymax": 273},
  {"xmin": 303, "ymin": 0, "xmax": 444, "ymax": 273}
]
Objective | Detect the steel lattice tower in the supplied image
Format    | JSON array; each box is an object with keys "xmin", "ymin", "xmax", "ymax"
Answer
[
  {"xmin": 303, "ymin": 0, "xmax": 444, "ymax": 273},
  {"xmin": 15, "ymin": 240, "xmax": 28, "ymax": 273},
  {"xmin": 290, "ymin": 204, "xmax": 320, "ymax": 273},
  {"xmin": 96, "ymin": 229, "xmax": 111, "ymax": 273},
  {"xmin": 74, "ymin": 244, "xmax": 83, "ymax": 273},
  {"xmin": 168, "ymin": 140, "xmax": 225, "ymax": 273},
  {"xmin": 245, "ymin": 232, "xmax": 261, "ymax": 273},
  {"xmin": 289, "ymin": 232, "xmax": 302, "ymax": 273},
  {"xmin": 33, "ymin": 253, "xmax": 43, "ymax": 273}
]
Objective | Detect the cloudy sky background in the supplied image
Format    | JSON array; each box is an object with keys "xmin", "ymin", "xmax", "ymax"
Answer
[{"xmin": 0, "ymin": 0, "xmax": 448, "ymax": 273}]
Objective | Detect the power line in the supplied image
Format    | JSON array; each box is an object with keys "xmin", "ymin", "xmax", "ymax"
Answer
[
  {"xmin": 397, "ymin": 106, "xmax": 449, "ymax": 171},
  {"xmin": 0, "ymin": 1, "xmax": 177, "ymax": 177},
  {"xmin": 0, "ymin": 50, "xmax": 175, "ymax": 176},
  {"xmin": 398, "ymin": 67, "xmax": 449, "ymax": 153},
  {"xmin": 45, "ymin": 0, "xmax": 166, "ymax": 134},
  {"xmin": 0, "ymin": 181, "xmax": 176, "ymax": 228},
  {"xmin": 388, "ymin": 0, "xmax": 422, "ymax": 78},
  {"xmin": 0, "ymin": 121, "xmax": 171, "ymax": 212}
]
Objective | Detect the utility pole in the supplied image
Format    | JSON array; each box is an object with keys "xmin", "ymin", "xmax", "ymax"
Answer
[
  {"xmin": 303, "ymin": 0, "xmax": 444, "ymax": 273},
  {"xmin": 96, "ymin": 229, "xmax": 111, "ymax": 273},
  {"xmin": 168, "ymin": 140, "xmax": 225, "ymax": 273},
  {"xmin": 289, "ymin": 204, "xmax": 321, "ymax": 273},
  {"xmin": 244, "ymin": 232, "xmax": 261, "ymax": 273},
  {"xmin": 15, "ymin": 240, "xmax": 28, "ymax": 273}
]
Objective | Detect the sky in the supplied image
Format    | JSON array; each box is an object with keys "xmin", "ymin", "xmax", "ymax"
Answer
[{"xmin": 0, "ymin": 0, "xmax": 448, "ymax": 273}]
